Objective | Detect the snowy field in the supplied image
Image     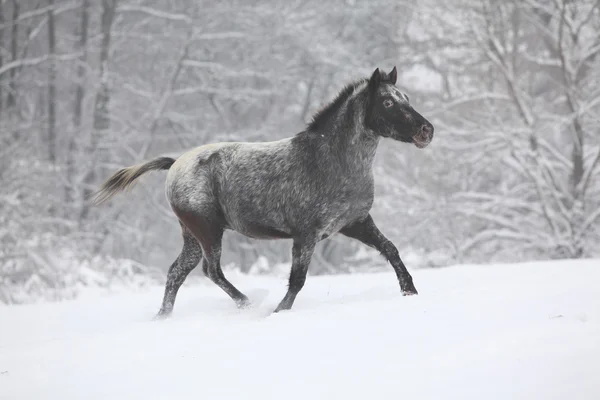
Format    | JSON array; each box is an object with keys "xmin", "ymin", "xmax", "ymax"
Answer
[{"xmin": 1, "ymin": 259, "xmax": 599, "ymax": 400}]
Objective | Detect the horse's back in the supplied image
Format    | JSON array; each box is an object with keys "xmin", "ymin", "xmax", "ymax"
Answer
[{"xmin": 165, "ymin": 139, "xmax": 293, "ymax": 214}]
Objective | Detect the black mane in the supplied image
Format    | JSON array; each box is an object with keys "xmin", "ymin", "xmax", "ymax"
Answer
[{"xmin": 306, "ymin": 78, "xmax": 367, "ymax": 132}]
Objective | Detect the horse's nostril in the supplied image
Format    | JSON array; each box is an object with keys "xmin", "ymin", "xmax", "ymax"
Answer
[{"xmin": 421, "ymin": 125, "xmax": 433, "ymax": 137}]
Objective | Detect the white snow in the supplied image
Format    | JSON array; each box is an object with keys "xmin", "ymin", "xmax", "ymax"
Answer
[{"xmin": 1, "ymin": 259, "xmax": 599, "ymax": 400}]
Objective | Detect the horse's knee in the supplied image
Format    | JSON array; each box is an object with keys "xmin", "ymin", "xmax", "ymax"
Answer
[{"xmin": 381, "ymin": 240, "xmax": 399, "ymax": 260}]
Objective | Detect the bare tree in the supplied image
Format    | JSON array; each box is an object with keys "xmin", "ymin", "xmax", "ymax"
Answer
[
  {"xmin": 420, "ymin": 0, "xmax": 600, "ymax": 260},
  {"xmin": 81, "ymin": 0, "xmax": 116, "ymax": 221},
  {"xmin": 6, "ymin": 0, "xmax": 18, "ymax": 109},
  {"xmin": 65, "ymin": 0, "xmax": 89, "ymax": 211},
  {"xmin": 0, "ymin": 0, "xmax": 5, "ymax": 115},
  {"xmin": 47, "ymin": 0, "xmax": 56, "ymax": 163}
]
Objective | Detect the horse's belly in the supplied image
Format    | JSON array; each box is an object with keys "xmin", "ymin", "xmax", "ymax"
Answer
[
  {"xmin": 220, "ymin": 200, "xmax": 292, "ymax": 239},
  {"xmin": 231, "ymin": 221, "xmax": 292, "ymax": 240}
]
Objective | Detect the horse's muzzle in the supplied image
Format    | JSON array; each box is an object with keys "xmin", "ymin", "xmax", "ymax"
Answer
[{"xmin": 413, "ymin": 124, "xmax": 434, "ymax": 148}]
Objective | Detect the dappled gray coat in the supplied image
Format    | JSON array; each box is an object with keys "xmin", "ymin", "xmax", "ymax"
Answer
[{"xmin": 94, "ymin": 67, "xmax": 434, "ymax": 316}]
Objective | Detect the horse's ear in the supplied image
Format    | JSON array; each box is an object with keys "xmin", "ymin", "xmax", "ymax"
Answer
[
  {"xmin": 369, "ymin": 68, "xmax": 381, "ymax": 92},
  {"xmin": 389, "ymin": 66, "xmax": 397, "ymax": 84}
]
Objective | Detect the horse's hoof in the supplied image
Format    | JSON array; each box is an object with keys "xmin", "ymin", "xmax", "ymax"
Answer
[
  {"xmin": 153, "ymin": 310, "xmax": 172, "ymax": 321},
  {"xmin": 236, "ymin": 299, "xmax": 252, "ymax": 309},
  {"xmin": 402, "ymin": 289, "xmax": 418, "ymax": 296},
  {"xmin": 273, "ymin": 304, "xmax": 292, "ymax": 314}
]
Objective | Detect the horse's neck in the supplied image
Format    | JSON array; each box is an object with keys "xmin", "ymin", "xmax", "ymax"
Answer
[
  {"xmin": 314, "ymin": 131, "xmax": 377, "ymax": 184},
  {"xmin": 330, "ymin": 115, "xmax": 379, "ymax": 172},
  {"xmin": 300, "ymin": 95, "xmax": 379, "ymax": 175}
]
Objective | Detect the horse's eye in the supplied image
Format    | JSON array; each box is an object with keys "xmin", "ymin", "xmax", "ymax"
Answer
[{"xmin": 383, "ymin": 99, "xmax": 394, "ymax": 108}]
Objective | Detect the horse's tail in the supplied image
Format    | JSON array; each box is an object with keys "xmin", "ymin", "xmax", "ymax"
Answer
[{"xmin": 92, "ymin": 156, "xmax": 176, "ymax": 205}]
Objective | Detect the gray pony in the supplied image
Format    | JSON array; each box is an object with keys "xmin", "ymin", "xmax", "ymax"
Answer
[{"xmin": 94, "ymin": 67, "xmax": 434, "ymax": 316}]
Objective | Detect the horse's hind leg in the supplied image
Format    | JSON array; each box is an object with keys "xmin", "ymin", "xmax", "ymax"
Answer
[
  {"xmin": 157, "ymin": 227, "xmax": 203, "ymax": 318},
  {"xmin": 178, "ymin": 210, "xmax": 249, "ymax": 308},
  {"xmin": 202, "ymin": 255, "xmax": 250, "ymax": 308}
]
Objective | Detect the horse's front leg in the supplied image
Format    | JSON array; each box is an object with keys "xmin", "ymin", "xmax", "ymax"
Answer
[
  {"xmin": 274, "ymin": 237, "xmax": 317, "ymax": 312},
  {"xmin": 340, "ymin": 215, "xmax": 418, "ymax": 295}
]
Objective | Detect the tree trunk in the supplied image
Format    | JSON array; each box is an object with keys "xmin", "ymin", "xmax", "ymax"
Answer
[
  {"xmin": 0, "ymin": 1, "xmax": 4, "ymax": 115},
  {"xmin": 81, "ymin": 0, "xmax": 116, "ymax": 221},
  {"xmin": 94, "ymin": 0, "xmax": 116, "ymax": 132},
  {"xmin": 7, "ymin": 0, "xmax": 18, "ymax": 109},
  {"xmin": 47, "ymin": 0, "xmax": 57, "ymax": 164},
  {"xmin": 73, "ymin": 0, "xmax": 89, "ymax": 129},
  {"xmin": 66, "ymin": 0, "xmax": 89, "ymax": 208},
  {"xmin": 570, "ymin": 120, "xmax": 585, "ymax": 258}
]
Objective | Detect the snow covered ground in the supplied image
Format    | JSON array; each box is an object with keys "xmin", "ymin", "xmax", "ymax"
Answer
[{"xmin": 1, "ymin": 259, "xmax": 599, "ymax": 400}]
